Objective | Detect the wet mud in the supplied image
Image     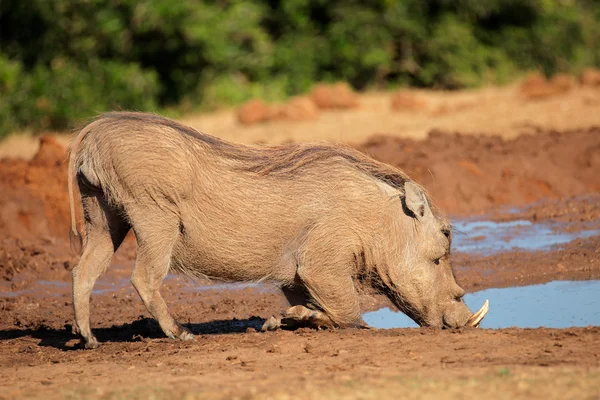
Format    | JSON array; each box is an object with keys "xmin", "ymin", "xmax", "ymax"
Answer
[{"xmin": 0, "ymin": 128, "xmax": 599, "ymax": 398}]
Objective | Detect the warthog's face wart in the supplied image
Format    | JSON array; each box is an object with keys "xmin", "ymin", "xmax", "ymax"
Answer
[{"xmin": 376, "ymin": 182, "xmax": 488, "ymax": 328}]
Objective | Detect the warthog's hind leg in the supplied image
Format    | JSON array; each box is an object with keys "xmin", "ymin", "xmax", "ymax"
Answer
[
  {"xmin": 72, "ymin": 194, "xmax": 130, "ymax": 349},
  {"xmin": 129, "ymin": 211, "xmax": 194, "ymax": 342}
]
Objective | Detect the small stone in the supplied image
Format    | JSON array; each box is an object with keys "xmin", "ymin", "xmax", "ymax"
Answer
[
  {"xmin": 303, "ymin": 343, "xmax": 313, "ymax": 353},
  {"xmin": 332, "ymin": 349, "xmax": 348, "ymax": 357},
  {"xmin": 266, "ymin": 344, "xmax": 280, "ymax": 354}
]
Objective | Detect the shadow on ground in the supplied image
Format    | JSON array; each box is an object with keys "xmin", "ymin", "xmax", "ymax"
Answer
[{"xmin": 0, "ymin": 316, "xmax": 267, "ymax": 350}]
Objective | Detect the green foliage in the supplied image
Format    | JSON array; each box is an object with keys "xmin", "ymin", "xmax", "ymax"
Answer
[
  {"xmin": 0, "ymin": 55, "xmax": 159, "ymax": 137},
  {"xmin": 199, "ymin": 74, "xmax": 289, "ymax": 111},
  {"xmin": 23, "ymin": 59, "xmax": 159, "ymax": 130},
  {"xmin": 0, "ymin": 56, "xmax": 22, "ymax": 136},
  {"xmin": 0, "ymin": 0, "xmax": 598, "ymax": 137}
]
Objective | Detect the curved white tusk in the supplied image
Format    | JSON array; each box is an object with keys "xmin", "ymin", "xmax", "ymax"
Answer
[{"xmin": 466, "ymin": 300, "xmax": 489, "ymax": 327}]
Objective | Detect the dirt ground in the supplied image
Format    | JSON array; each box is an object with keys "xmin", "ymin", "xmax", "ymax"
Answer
[{"xmin": 1, "ymin": 86, "xmax": 599, "ymax": 399}]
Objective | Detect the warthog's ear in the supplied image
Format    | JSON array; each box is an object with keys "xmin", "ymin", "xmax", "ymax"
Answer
[{"xmin": 402, "ymin": 181, "xmax": 431, "ymax": 219}]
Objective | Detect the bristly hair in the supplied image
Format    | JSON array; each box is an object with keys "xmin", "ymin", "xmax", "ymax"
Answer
[
  {"xmin": 98, "ymin": 111, "xmax": 440, "ymax": 212},
  {"xmin": 239, "ymin": 142, "xmax": 410, "ymax": 190}
]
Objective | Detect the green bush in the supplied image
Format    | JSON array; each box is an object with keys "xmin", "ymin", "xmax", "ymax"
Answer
[
  {"xmin": 0, "ymin": 0, "xmax": 598, "ymax": 137},
  {"xmin": 419, "ymin": 15, "xmax": 513, "ymax": 88},
  {"xmin": 199, "ymin": 74, "xmax": 289, "ymax": 111},
  {"xmin": 0, "ymin": 55, "xmax": 159, "ymax": 137},
  {"xmin": 0, "ymin": 55, "xmax": 23, "ymax": 136},
  {"xmin": 24, "ymin": 59, "xmax": 159, "ymax": 130}
]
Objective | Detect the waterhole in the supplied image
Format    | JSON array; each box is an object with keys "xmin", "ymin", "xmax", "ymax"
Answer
[
  {"xmin": 451, "ymin": 219, "xmax": 598, "ymax": 255},
  {"xmin": 363, "ymin": 280, "xmax": 600, "ymax": 329}
]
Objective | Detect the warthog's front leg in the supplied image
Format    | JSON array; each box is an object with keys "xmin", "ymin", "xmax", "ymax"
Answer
[
  {"xmin": 298, "ymin": 254, "xmax": 365, "ymax": 329},
  {"xmin": 262, "ymin": 245, "xmax": 366, "ymax": 331}
]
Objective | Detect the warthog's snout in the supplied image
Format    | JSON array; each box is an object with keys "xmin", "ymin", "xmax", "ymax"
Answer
[{"xmin": 440, "ymin": 299, "xmax": 490, "ymax": 329}]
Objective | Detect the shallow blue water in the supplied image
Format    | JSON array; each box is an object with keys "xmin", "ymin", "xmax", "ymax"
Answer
[
  {"xmin": 363, "ymin": 280, "xmax": 600, "ymax": 329},
  {"xmin": 451, "ymin": 219, "xmax": 598, "ymax": 255}
]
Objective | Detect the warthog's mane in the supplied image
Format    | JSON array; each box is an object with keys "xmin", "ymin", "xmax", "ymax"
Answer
[{"xmin": 100, "ymin": 111, "xmax": 414, "ymax": 192}]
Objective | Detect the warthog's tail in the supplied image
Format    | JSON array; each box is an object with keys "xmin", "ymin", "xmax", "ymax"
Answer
[{"xmin": 68, "ymin": 126, "xmax": 90, "ymax": 255}]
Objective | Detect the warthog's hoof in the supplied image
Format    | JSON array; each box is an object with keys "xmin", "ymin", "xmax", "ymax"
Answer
[
  {"xmin": 261, "ymin": 316, "xmax": 282, "ymax": 332},
  {"xmin": 82, "ymin": 337, "xmax": 99, "ymax": 350},
  {"xmin": 178, "ymin": 329, "xmax": 195, "ymax": 341},
  {"xmin": 168, "ymin": 325, "xmax": 195, "ymax": 341}
]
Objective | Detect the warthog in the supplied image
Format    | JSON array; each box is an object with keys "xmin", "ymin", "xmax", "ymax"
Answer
[{"xmin": 68, "ymin": 112, "xmax": 488, "ymax": 349}]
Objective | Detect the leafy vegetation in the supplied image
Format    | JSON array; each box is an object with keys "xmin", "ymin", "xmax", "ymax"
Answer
[{"xmin": 0, "ymin": 0, "xmax": 598, "ymax": 136}]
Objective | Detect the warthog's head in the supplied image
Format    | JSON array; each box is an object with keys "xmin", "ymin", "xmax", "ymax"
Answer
[{"xmin": 374, "ymin": 181, "xmax": 488, "ymax": 328}]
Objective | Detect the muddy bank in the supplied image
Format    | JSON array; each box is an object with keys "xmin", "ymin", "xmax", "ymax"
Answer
[
  {"xmin": 489, "ymin": 194, "xmax": 600, "ymax": 224},
  {"xmin": 453, "ymin": 234, "xmax": 600, "ymax": 291},
  {"xmin": 0, "ymin": 135, "xmax": 71, "ymax": 240},
  {"xmin": 451, "ymin": 193, "xmax": 600, "ymax": 291}
]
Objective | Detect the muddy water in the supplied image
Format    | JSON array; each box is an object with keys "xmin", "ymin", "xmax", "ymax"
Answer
[
  {"xmin": 0, "ymin": 276, "xmax": 274, "ymax": 298},
  {"xmin": 452, "ymin": 219, "xmax": 599, "ymax": 255}
]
